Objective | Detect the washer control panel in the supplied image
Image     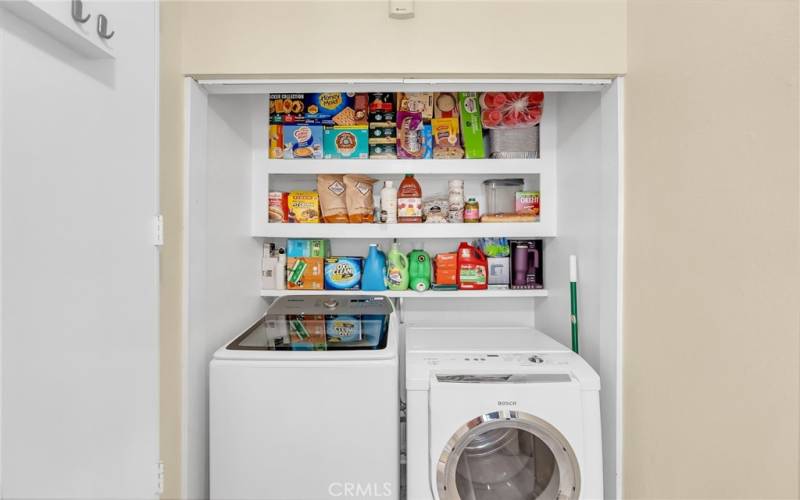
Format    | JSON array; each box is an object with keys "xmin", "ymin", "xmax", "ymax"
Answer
[{"xmin": 419, "ymin": 352, "xmax": 570, "ymax": 367}]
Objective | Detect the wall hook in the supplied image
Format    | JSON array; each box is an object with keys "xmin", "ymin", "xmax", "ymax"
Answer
[
  {"xmin": 96, "ymin": 14, "xmax": 115, "ymax": 40},
  {"xmin": 71, "ymin": 0, "xmax": 90, "ymax": 23}
]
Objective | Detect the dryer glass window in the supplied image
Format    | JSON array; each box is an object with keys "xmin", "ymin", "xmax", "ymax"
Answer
[{"xmin": 453, "ymin": 427, "xmax": 559, "ymax": 500}]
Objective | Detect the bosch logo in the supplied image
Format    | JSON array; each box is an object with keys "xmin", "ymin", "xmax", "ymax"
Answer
[{"xmin": 497, "ymin": 401, "xmax": 517, "ymax": 406}]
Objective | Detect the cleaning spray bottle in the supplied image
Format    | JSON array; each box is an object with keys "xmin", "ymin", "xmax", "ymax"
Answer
[
  {"xmin": 362, "ymin": 243, "xmax": 387, "ymax": 291},
  {"xmin": 386, "ymin": 240, "xmax": 409, "ymax": 291}
]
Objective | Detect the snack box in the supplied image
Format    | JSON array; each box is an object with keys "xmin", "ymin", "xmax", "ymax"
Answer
[
  {"xmin": 434, "ymin": 92, "xmax": 459, "ymax": 119},
  {"xmin": 422, "ymin": 124, "xmax": 433, "ymax": 159},
  {"xmin": 269, "ymin": 94, "xmax": 305, "ymax": 124},
  {"xmin": 305, "ymin": 93, "xmax": 359, "ymax": 125},
  {"xmin": 268, "ymin": 191, "xmax": 289, "ymax": 223},
  {"xmin": 515, "ymin": 191, "xmax": 541, "ymax": 216},
  {"xmin": 397, "ymin": 92, "xmax": 434, "ymax": 120},
  {"xmin": 323, "ymin": 126, "xmax": 369, "ymax": 159},
  {"xmin": 368, "ymin": 92, "xmax": 396, "ymax": 123},
  {"xmin": 324, "ymin": 257, "xmax": 363, "ymax": 290},
  {"xmin": 287, "ymin": 239, "xmax": 330, "ymax": 258},
  {"xmin": 287, "ymin": 192, "xmax": 321, "ymax": 223},
  {"xmin": 459, "ymin": 92, "xmax": 486, "ymax": 159},
  {"xmin": 269, "ymin": 124, "xmax": 284, "ymax": 159},
  {"xmin": 369, "ymin": 143, "xmax": 397, "ymax": 159},
  {"xmin": 287, "ymin": 314, "xmax": 327, "ymax": 350},
  {"xmin": 286, "ymin": 257, "xmax": 324, "ymax": 290},
  {"xmin": 283, "ymin": 124, "xmax": 323, "ymax": 159}
]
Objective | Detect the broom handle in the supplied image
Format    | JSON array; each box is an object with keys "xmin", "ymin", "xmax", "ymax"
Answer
[{"xmin": 570, "ymin": 255, "xmax": 579, "ymax": 354}]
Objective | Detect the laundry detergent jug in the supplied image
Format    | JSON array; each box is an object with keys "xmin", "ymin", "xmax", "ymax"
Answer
[
  {"xmin": 361, "ymin": 243, "xmax": 387, "ymax": 291},
  {"xmin": 408, "ymin": 249, "xmax": 431, "ymax": 292},
  {"xmin": 386, "ymin": 242, "xmax": 409, "ymax": 291},
  {"xmin": 457, "ymin": 241, "xmax": 488, "ymax": 290}
]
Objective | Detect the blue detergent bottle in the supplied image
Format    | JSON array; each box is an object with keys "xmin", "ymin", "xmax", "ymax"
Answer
[{"xmin": 362, "ymin": 243, "xmax": 387, "ymax": 291}]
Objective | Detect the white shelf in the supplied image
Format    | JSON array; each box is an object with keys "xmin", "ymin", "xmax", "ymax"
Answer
[
  {"xmin": 253, "ymin": 222, "xmax": 554, "ymax": 239},
  {"xmin": 255, "ymin": 157, "xmax": 552, "ymax": 176},
  {"xmin": 260, "ymin": 289, "xmax": 548, "ymax": 298}
]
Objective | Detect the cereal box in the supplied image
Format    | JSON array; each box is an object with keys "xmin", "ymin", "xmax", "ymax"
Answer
[
  {"xmin": 305, "ymin": 93, "xmax": 358, "ymax": 125},
  {"xmin": 323, "ymin": 126, "xmax": 369, "ymax": 159},
  {"xmin": 283, "ymin": 124, "xmax": 323, "ymax": 159},
  {"xmin": 286, "ymin": 257, "xmax": 324, "ymax": 290},
  {"xmin": 287, "ymin": 191, "xmax": 320, "ymax": 223},
  {"xmin": 269, "ymin": 94, "xmax": 305, "ymax": 124}
]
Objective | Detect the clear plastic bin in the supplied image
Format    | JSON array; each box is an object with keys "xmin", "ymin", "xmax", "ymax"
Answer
[{"xmin": 483, "ymin": 178, "xmax": 525, "ymax": 215}]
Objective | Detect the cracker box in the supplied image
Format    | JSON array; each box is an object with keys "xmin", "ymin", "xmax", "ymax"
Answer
[
  {"xmin": 305, "ymin": 93, "xmax": 357, "ymax": 125},
  {"xmin": 515, "ymin": 191, "xmax": 541, "ymax": 216},
  {"xmin": 286, "ymin": 257, "xmax": 324, "ymax": 290},
  {"xmin": 283, "ymin": 124, "xmax": 323, "ymax": 159},
  {"xmin": 323, "ymin": 126, "xmax": 369, "ymax": 159},
  {"xmin": 269, "ymin": 94, "xmax": 305, "ymax": 124}
]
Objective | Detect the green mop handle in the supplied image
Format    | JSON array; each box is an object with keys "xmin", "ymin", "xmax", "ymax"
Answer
[{"xmin": 570, "ymin": 255, "xmax": 579, "ymax": 354}]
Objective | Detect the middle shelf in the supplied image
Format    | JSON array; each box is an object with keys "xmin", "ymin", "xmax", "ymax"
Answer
[
  {"xmin": 260, "ymin": 289, "xmax": 548, "ymax": 298},
  {"xmin": 252, "ymin": 222, "xmax": 555, "ymax": 239}
]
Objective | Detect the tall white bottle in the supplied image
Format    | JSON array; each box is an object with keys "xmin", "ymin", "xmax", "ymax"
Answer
[{"xmin": 380, "ymin": 180, "xmax": 398, "ymax": 224}]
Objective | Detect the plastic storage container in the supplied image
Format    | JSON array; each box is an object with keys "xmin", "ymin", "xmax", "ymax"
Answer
[{"xmin": 483, "ymin": 178, "xmax": 524, "ymax": 215}]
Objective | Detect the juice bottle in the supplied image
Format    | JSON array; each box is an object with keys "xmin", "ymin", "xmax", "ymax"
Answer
[{"xmin": 397, "ymin": 174, "xmax": 422, "ymax": 223}]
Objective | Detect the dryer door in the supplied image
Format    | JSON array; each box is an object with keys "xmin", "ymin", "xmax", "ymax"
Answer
[{"xmin": 435, "ymin": 409, "xmax": 580, "ymax": 500}]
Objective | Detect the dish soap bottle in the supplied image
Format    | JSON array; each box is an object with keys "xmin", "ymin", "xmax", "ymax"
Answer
[
  {"xmin": 380, "ymin": 180, "xmax": 397, "ymax": 224},
  {"xmin": 397, "ymin": 174, "xmax": 422, "ymax": 223},
  {"xmin": 386, "ymin": 241, "xmax": 409, "ymax": 291},
  {"xmin": 362, "ymin": 243, "xmax": 387, "ymax": 291}
]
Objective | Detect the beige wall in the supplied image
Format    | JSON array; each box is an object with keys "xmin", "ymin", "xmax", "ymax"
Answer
[
  {"xmin": 159, "ymin": 1, "xmax": 800, "ymax": 498},
  {"xmin": 624, "ymin": 0, "xmax": 799, "ymax": 498}
]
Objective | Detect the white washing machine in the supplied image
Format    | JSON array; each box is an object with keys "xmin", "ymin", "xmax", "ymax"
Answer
[
  {"xmin": 405, "ymin": 326, "xmax": 602, "ymax": 500},
  {"xmin": 210, "ymin": 295, "xmax": 399, "ymax": 500}
]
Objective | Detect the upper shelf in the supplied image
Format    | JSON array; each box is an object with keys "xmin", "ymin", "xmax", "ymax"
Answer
[{"xmin": 255, "ymin": 157, "xmax": 553, "ymax": 176}]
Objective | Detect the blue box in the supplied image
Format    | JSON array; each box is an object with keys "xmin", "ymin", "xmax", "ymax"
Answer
[
  {"xmin": 324, "ymin": 127, "xmax": 369, "ymax": 159},
  {"xmin": 282, "ymin": 125, "xmax": 323, "ymax": 159},
  {"xmin": 324, "ymin": 257, "xmax": 363, "ymax": 290}
]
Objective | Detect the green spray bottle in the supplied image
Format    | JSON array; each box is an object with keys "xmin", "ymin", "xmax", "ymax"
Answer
[{"xmin": 386, "ymin": 240, "xmax": 409, "ymax": 291}]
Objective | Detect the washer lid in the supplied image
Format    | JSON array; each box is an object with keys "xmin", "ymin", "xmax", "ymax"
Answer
[
  {"xmin": 214, "ymin": 295, "xmax": 395, "ymax": 360},
  {"xmin": 406, "ymin": 326, "xmax": 568, "ymax": 354}
]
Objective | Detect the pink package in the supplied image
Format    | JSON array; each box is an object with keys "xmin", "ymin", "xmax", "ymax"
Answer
[
  {"xmin": 397, "ymin": 110, "xmax": 425, "ymax": 159},
  {"xmin": 479, "ymin": 92, "xmax": 544, "ymax": 129}
]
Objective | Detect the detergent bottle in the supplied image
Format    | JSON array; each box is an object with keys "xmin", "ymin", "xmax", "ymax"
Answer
[
  {"xmin": 386, "ymin": 241, "xmax": 409, "ymax": 291},
  {"xmin": 362, "ymin": 244, "xmax": 387, "ymax": 291},
  {"xmin": 408, "ymin": 249, "xmax": 432, "ymax": 292},
  {"xmin": 456, "ymin": 241, "xmax": 488, "ymax": 290}
]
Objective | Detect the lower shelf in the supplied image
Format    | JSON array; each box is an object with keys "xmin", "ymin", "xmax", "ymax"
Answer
[{"xmin": 260, "ymin": 289, "xmax": 548, "ymax": 298}]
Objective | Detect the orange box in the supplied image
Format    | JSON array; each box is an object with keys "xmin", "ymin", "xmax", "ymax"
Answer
[
  {"xmin": 286, "ymin": 257, "xmax": 324, "ymax": 290},
  {"xmin": 434, "ymin": 252, "xmax": 458, "ymax": 285}
]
